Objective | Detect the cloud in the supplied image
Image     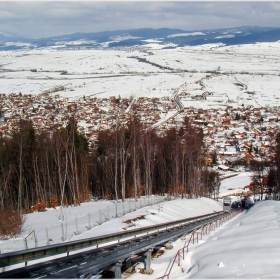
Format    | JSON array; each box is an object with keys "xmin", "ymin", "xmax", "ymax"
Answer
[{"xmin": 0, "ymin": 1, "xmax": 279, "ymax": 38}]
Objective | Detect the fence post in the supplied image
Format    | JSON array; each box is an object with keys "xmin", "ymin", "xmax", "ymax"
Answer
[
  {"xmin": 61, "ymin": 222, "xmax": 64, "ymax": 241},
  {"xmin": 115, "ymin": 201, "xmax": 118, "ymax": 218},
  {"xmin": 35, "ymin": 234, "xmax": 38, "ymax": 248},
  {"xmin": 88, "ymin": 213, "xmax": 91, "ymax": 230},
  {"xmin": 24, "ymin": 238, "xmax": 28, "ymax": 250},
  {"xmin": 75, "ymin": 217, "xmax": 79, "ymax": 235},
  {"xmin": 46, "ymin": 228, "xmax": 50, "ymax": 246}
]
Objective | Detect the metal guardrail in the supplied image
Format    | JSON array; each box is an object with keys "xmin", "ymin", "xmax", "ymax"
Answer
[
  {"xmin": 0, "ymin": 210, "xmax": 237, "ymax": 279},
  {"xmin": 45, "ymin": 215, "xmax": 226, "ymax": 279},
  {"xmin": 0, "ymin": 211, "xmax": 223, "ymax": 269}
]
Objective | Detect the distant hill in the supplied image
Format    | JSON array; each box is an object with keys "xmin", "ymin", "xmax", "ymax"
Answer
[
  {"xmin": 1, "ymin": 26, "xmax": 280, "ymax": 51},
  {"xmin": 0, "ymin": 31, "xmax": 23, "ymax": 41}
]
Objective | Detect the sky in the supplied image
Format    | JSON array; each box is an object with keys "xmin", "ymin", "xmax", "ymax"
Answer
[{"xmin": 0, "ymin": 1, "xmax": 280, "ymax": 38}]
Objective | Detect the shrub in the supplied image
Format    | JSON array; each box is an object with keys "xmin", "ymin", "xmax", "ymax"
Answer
[
  {"xmin": 49, "ymin": 196, "xmax": 59, "ymax": 208},
  {"xmin": 31, "ymin": 200, "xmax": 48, "ymax": 212},
  {"xmin": 0, "ymin": 207, "xmax": 25, "ymax": 239}
]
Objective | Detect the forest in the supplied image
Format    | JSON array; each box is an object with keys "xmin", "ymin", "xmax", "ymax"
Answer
[{"xmin": 0, "ymin": 115, "xmax": 221, "ymax": 213}]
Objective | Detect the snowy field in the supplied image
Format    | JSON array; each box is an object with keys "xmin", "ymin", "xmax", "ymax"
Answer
[{"xmin": 0, "ymin": 41, "xmax": 279, "ymax": 108}]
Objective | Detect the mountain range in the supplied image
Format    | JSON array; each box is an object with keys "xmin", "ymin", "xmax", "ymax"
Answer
[{"xmin": 1, "ymin": 26, "xmax": 280, "ymax": 51}]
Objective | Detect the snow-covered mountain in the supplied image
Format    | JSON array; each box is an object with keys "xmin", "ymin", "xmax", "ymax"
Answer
[
  {"xmin": 1, "ymin": 26, "xmax": 280, "ymax": 51},
  {"xmin": 0, "ymin": 31, "xmax": 24, "ymax": 41}
]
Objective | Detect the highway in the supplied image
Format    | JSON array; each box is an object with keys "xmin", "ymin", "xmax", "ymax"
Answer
[{"xmin": 148, "ymin": 85, "xmax": 184, "ymax": 131}]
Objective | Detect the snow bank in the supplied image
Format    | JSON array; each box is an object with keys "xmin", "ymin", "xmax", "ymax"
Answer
[{"xmin": 183, "ymin": 200, "xmax": 280, "ymax": 279}]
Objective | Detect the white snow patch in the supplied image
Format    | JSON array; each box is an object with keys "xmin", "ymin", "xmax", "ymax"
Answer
[
  {"xmin": 215, "ymin": 35, "xmax": 235, "ymax": 39},
  {"xmin": 167, "ymin": 32, "xmax": 206, "ymax": 38}
]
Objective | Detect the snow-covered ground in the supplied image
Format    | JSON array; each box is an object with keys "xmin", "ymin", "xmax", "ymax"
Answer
[
  {"xmin": 0, "ymin": 196, "xmax": 223, "ymax": 255},
  {"xmin": 129, "ymin": 199, "xmax": 280, "ymax": 279},
  {"xmin": 219, "ymin": 171, "xmax": 253, "ymax": 197},
  {"xmin": 0, "ymin": 41, "xmax": 279, "ymax": 109},
  {"xmin": 2, "ymin": 171, "xmax": 278, "ymax": 279},
  {"xmin": 0, "ymin": 172, "xmax": 251, "ymax": 254}
]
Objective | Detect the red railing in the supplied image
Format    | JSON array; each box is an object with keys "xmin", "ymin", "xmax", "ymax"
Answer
[{"xmin": 157, "ymin": 210, "xmax": 242, "ymax": 279}]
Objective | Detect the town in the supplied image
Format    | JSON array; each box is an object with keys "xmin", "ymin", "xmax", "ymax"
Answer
[{"xmin": 1, "ymin": 89, "xmax": 279, "ymax": 175}]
